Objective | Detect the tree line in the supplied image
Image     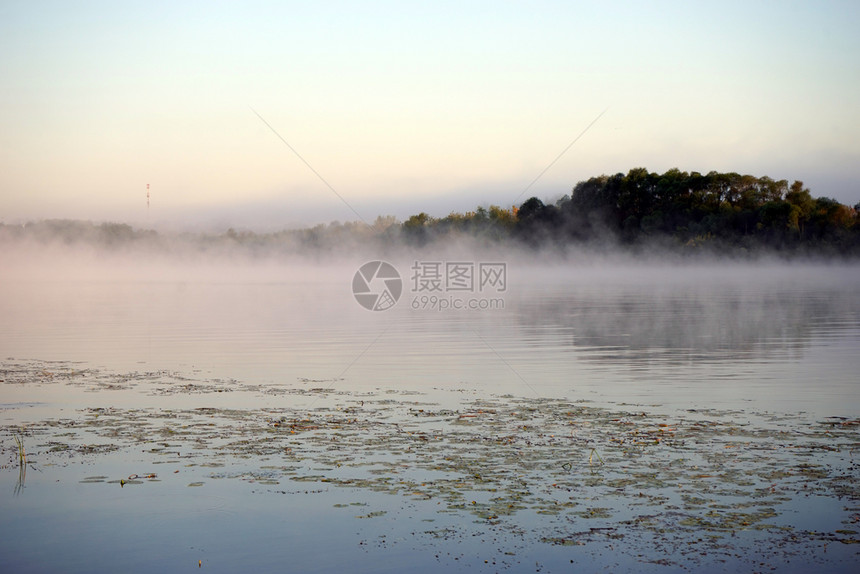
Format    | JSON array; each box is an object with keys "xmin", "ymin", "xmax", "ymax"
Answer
[
  {"xmin": 404, "ymin": 168, "xmax": 859, "ymax": 255},
  {"xmin": 2, "ymin": 168, "xmax": 858, "ymax": 256}
]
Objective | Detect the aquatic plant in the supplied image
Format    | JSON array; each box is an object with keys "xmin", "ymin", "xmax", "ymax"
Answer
[
  {"xmin": 13, "ymin": 433, "xmax": 25, "ymax": 463},
  {"xmin": 588, "ymin": 447, "xmax": 604, "ymax": 465},
  {"xmin": 2, "ymin": 359, "xmax": 858, "ymax": 571},
  {"xmin": 13, "ymin": 432, "xmax": 26, "ymax": 495}
]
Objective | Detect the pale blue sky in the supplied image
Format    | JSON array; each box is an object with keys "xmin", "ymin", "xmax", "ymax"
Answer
[{"xmin": 1, "ymin": 1, "xmax": 858, "ymax": 228}]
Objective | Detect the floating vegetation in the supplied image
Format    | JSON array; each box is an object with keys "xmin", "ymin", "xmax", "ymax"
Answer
[
  {"xmin": 79, "ymin": 476, "xmax": 108, "ymax": 484},
  {"xmin": 0, "ymin": 359, "xmax": 235, "ymax": 395},
  {"xmin": 1, "ymin": 359, "xmax": 859, "ymax": 570},
  {"xmin": 356, "ymin": 510, "xmax": 387, "ymax": 519}
]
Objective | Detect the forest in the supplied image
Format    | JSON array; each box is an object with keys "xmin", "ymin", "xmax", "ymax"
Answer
[
  {"xmin": 2, "ymin": 168, "xmax": 858, "ymax": 257},
  {"xmin": 404, "ymin": 168, "xmax": 859, "ymax": 255}
]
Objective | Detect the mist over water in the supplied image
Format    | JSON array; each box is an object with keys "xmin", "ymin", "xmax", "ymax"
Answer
[
  {"xmin": 2, "ymin": 238, "xmax": 859, "ymax": 573},
  {"xmin": 2, "ymin": 240, "xmax": 857, "ymax": 415}
]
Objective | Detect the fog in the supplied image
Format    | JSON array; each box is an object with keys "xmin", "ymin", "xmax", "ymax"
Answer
[
  {"xmin": 3, "ymin": 225, "xmax": 858, "ymax": 418},
  {"xmin": 2, "ymin": 217, "xmax": 859, "ymax": 488},
  {"xmin": 2, "ymin": 216, "xmax": 858, "ymax": 283}
]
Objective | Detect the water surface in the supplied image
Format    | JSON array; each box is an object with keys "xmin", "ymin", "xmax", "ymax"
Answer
[{"xmin": 1, "ymin": 260, "xmax": 858, "ymax": 572}]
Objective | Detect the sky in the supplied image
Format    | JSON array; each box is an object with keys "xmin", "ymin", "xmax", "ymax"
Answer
[{"xmin": 1, "ymin": 0, "xmax": 858, "ymax": 230}]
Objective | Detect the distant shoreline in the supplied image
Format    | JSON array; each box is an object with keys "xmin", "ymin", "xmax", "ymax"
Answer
[{"xmin": 2, "ymin": 168, "xmax": 858, "ymax": 258}]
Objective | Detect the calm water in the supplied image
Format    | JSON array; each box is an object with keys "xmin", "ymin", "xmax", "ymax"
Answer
[
  {"xmin": 2, "ymin": 260, "xmax": 858, "ymax": 414},
  {"xmin": 1, "ymin": 258, "xmax": 859, "ymax": 573}
]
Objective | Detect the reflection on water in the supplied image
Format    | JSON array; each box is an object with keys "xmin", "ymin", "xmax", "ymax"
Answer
[
  {"xmin": 0, "ymin": 263, "xmax": 858, "ymax": 415},
  {"xmin": 517, "ymin": 283, "xmax": 853, "ymax": 364}
]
